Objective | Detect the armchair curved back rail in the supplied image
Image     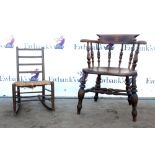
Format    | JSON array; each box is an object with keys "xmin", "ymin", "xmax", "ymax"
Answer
[{"xmin": 80, "ymin": 39, "xmax": 147, "ymax": 72}]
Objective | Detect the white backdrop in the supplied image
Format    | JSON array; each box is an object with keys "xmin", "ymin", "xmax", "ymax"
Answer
[{"xmin": 0, "ymin": 0, "xmax": 155, "ymax": 97}]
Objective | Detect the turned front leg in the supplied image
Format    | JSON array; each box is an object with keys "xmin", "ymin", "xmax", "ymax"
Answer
[
  {"xmin": 77, "ymin": 71, "xmax": 88, "ymax": 114},
  {"xmin": 77, "ymin": 89, "xmax": 85, "ymax": 114},
  {"xmin": 125, "ymin": 76, "xmax": 132, "ymax": 105},
  {"xmin": 94, "ymin": 74, "xmax": 101, "ymax": 101},
  {"xmin": 130, "ymin": 75, "xmax": 138, "ymax": 122}
]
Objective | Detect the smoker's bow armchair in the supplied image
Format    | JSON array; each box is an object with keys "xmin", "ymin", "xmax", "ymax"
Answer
[{"xmin": 77, "ymin": 34, "xmax": 147, "ymax": 121}]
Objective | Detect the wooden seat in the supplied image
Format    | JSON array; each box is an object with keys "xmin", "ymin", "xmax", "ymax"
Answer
[
  {"xmin": 77, "ymin": 34, "xmax": 147, "ymax": 121},
  {"xmin": 83, "ymin": 67, "xmax": 137, "ymax": 76},
  {"xmin": 12, "ymin": 47, "xmax": 55, "ymax": 114}
]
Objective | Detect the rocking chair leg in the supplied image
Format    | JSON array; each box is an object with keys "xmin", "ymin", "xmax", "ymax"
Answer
[
  {"xmin": 38, "ymin": 82, "xmax": 55, "ymax": 111},
  {"xmin": 12, "ymin": 84, "xmax": 21, "ymax": 114},
  {"xmin": 51, "ymin": 82, "xmax": 55, "ymax": 110},
  {"xmin": 42, "ymin": 85, "xmax": 45, "ymax": 104}
]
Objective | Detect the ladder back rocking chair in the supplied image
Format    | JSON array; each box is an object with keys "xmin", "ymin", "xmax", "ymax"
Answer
[
  {"xmin": 77, "ymin": 34, "xmax": 147, "ymax": 121},
  {"xmin": 12, "ymin": 47, "xmax": 55, "ymax": 114}
]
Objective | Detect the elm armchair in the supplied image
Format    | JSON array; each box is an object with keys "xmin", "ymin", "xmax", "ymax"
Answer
[{"xmin": 77, "ymin": 34, "xmax": 146, "ymax": 121}]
